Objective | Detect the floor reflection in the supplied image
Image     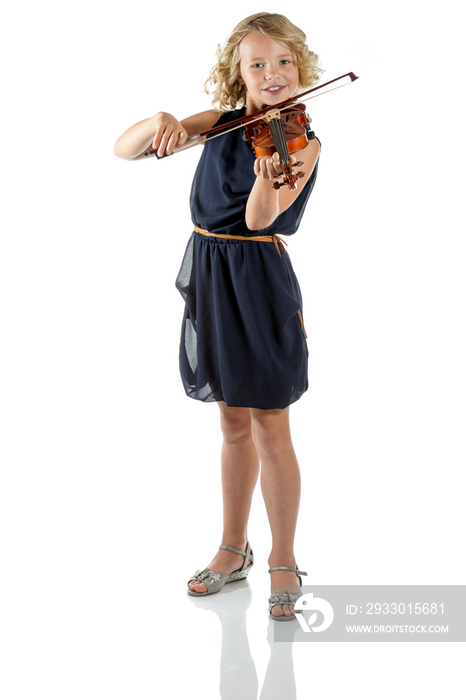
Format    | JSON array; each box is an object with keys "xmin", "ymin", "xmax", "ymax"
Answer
[{"xmin": 189, "ymin": 582, "xmax": 302, "ymax": 699}]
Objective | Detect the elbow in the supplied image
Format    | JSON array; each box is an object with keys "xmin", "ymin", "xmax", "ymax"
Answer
[
  {"xmin": 113, "ymin": 140, "xmax": 128, "ymax": 159},
  {"xmin": 113, "ymin": 137, "xmax": 137, "ymax": 160},
  {"xmin": 245, "ymin": 196, "xmax": 279, "ymax": 231},
  {"xmin": 245, "ymin": 216, "xmax": 260, "ymax": 231},
  {"xmin": 245, "ymin": 213, "xmax": 276, "ymax": 231},
  {"xmin": 113, "ymin": 140, "xmax": 124, "ymax": 159},
  {"xmin": 246, "ymin": 221, "xmax": 266, "ymax": 232}
]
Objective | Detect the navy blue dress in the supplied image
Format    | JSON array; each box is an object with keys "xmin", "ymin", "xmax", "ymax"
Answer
[{"xmin": 175, "ymin": 108, "xmax": 319, "ymax": 409}]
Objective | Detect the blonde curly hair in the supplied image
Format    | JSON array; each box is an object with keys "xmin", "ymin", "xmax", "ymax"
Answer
[{"xmin": 205, "ymin": 13, "xmax": 323, "ymax": 112}]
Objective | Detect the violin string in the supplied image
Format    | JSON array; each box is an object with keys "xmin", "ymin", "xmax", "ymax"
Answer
[{"xmin": 268, "ymin": 118, "xmax": 290, "ymax": 166}]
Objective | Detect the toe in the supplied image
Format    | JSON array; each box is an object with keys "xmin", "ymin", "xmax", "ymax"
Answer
[
  {"xmin": 189, "ymin": 580, "xmax": 207, "ymax": 593},
  {"xmin": 282, "ymin": 605, "xmax": 291, "ymax": 616},
  {"xmin": 272, "ymin": 603, "xmax": 294, "ymax": 617}
]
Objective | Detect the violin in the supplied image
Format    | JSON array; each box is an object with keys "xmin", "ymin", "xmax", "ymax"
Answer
[
  {"xmin": 143, "ymin": 71, "xmax": 358, "ymax": 190},
  {"xmin": 243, "ymin": 103, "xmax": 314, "ymax": 191}
]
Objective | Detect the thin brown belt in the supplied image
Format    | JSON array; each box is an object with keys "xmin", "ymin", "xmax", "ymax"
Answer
[
  {"xmin": 193, "ymin": 225, "xmax": 307, "ymax": 339},
  {"xmin": 193, "ymin": 225, "xmax": 287, "ymax": 257}
]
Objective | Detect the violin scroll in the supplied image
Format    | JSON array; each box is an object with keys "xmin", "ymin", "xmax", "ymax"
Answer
[{"xmin": 272, "ymin": 167, "xmax": 305, "ymax": 190}]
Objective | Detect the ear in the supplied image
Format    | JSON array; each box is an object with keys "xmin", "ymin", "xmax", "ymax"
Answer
[{"xmin": 238, "ymin": 75, "xmax": 245, "ymax": 85}]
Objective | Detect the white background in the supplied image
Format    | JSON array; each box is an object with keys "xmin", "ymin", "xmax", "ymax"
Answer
[{"xmin": 1, "ymin": 1, "xmax": 465, "ymax": 698}]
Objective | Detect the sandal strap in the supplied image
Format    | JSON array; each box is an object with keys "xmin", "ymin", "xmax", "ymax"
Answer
[
  {"xmin": 219, "ymin": 544, "xmax": 247, "ymax": 556},
  {"xmin": 219, "ymin": 542, "xmax": 254, "ymax": 571},
  {"xmin": 268, "ymin": 565, "xmax": 308, "ymax": 577}
]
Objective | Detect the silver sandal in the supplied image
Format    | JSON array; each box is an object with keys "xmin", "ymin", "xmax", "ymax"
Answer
[
  {"xmin": 187, "ymin": 542, "xmax": 254, "ymax": 597},
  {"xmin": 268, "ymin": 565, "xmax": 308, "ymax": 621}
]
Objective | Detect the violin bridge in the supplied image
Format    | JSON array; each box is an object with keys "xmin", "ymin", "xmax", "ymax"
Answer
[{"xmin": 264, "ymin": 109, "xmax": 281, "ymax": 123}]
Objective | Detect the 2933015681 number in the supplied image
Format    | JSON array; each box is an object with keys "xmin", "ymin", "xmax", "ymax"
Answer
[{"xmin": 366, "ymin": 602, "xmax": 445, "ymax": 615}]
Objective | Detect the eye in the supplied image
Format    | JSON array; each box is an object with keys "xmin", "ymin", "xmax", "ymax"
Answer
[
  {"xmin": 280, "ymin": 59, "xmax": 292, "ymax": 65},
  {"xmin": 252, "ymin": 62, "xmax": 264, "ymax": 69}
]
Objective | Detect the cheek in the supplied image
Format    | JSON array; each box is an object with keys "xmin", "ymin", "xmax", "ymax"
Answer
[
  {"xmin": 238, "ymin": 59, "xmax": 249, "ymax": 86},
  {"xmin": 239, "ymin": 74, "xmax": 255, "ymax": 91}
]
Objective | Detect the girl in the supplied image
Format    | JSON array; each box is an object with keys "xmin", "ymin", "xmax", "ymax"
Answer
[{"xmin": 114, "ymin": 12, "xmax": 322, "ymax": 621}]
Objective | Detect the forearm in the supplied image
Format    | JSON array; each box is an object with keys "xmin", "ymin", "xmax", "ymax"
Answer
[
  {"xmin": 245, "ymin": 142, "xmax": 320, "ymax": 230},
  {"xmin": 113, "ymin": 115, "xmax": 158, "ymax": 160},
  {"xmin": 114, "ymin": 110, "xmax": 219, "ymax": 160},
  {"xmin": 245, "ymin": 177, "xmax": 280, "ymax": 230}
]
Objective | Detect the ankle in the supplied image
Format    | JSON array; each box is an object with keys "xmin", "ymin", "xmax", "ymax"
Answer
[
  {"xmin": 268, "ymin": 553, "xmax": 296, "ymax": 570},
  {"xmin": 221, "ymin": 535, "xmax": 248, "ymax": 550}
]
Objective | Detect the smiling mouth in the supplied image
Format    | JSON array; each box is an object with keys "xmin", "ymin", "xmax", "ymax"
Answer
[{"xmin": 263, "ymin": 85, "xmax": 286, "ymax": 93}]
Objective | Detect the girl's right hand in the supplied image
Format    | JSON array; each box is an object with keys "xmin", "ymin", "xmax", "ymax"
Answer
[{"xmin": 152, "ymin": 112, "xmax": 188, "ymax": 157}]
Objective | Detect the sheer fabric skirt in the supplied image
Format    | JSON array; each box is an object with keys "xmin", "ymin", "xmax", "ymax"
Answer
[{"xmin": 175, "ymin": 231, "xmax": 309, "ymax": 410}]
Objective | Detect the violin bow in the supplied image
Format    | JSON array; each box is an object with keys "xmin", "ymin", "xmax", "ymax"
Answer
[{"xmin": 144, "ymin": 71, "xmax": 359, "ymax": 158}]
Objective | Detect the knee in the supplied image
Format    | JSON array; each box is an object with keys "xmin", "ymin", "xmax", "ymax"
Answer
[
  {"xmin": 219, "ymin": 406, "xmax": 252, "ymax": 444},
  {"xmin": 251, "ymin": 417, "xmax": 290, "ymax": 461},
  {"xmin": 252, "ymin": 428, "xmax": 282, "ymax": 460}
]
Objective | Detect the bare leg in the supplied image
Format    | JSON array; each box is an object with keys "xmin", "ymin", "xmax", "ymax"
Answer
[
  {"xmin": 250, "ymin": 407, "xmax": 302, "ymax": 618},
  {"xmin": 188, "ymin": 402, "xmax": 259, "ymax": 593}
]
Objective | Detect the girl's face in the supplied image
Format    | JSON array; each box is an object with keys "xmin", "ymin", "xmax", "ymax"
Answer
[{"xmin": 238, "ymin": 30, "xmax": 300, "ymax": 114}]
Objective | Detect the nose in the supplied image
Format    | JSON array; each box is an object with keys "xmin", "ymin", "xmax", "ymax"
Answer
[{"xmin": 264, "ymin": 64, "xmax": 281, "ymax": 80}]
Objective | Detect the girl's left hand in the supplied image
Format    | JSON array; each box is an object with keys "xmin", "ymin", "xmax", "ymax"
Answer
[{"xmin": 253, "ymin": 151, "xmax": 298, "ymax": 182}]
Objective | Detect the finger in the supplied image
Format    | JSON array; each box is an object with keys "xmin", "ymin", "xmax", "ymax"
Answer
[
  {"xmin": 152, "ymin": 127, "xmax": 167, "ymax": 155},
  {"xmin": 254, "ymin": 157, "xmax": 266, "ymax": 178},
  {"xmin": 266, "ymin": 156, "xmax": 283, "ymax": 179},
  {"xmin": 262, "ymin": 157, "xmax": 278, "ymax": 179},
  {"xmin": 255, "ymin": 156, "xmax": 273, "ymax": 179},
  {"xmin": 157, "ymin": 128, "xmax": 173, "ymax": 157},
  {"xmin": 254, "ymin": 156, "xmax": 283, "ymax": 180},
  {"xmin": 177, "ymin": 128, "xmax": 188, "ymax": 146},
  {"xmin": 152, "ymin": 124, "xmax": 165, "ymax": 151},
  {"xmin": 167, "ymin": 127, "xmax": 187, "ymax": 154},
  {"xmin": 272, "ymin": 152, "xmax": 286, "ymax": 176}
]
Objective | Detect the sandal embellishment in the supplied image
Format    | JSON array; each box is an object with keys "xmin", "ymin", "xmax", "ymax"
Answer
[
  {"xmin": 268, "ymin": 564, "xmax": 308, "ymax": 622},
  {"xmin": 187, "ymin": 542, "xmax": 254, "ymax": 597}
]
